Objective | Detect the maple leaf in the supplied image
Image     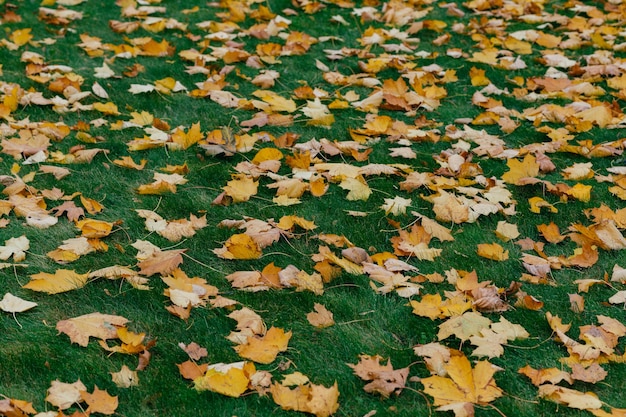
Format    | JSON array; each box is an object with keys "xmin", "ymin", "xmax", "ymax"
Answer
[
  {"xmin": 420, "ymin": 353, "xmax": 503, "ymax": 417},
  {"xmin": 381, "ymin": 196, "xmax": 412, "ymax": 216},
  {"xmin": 348, "ymin": 354, "xmax": 409, "ymax": 398},
  {"xmin": 213, "ymin": 233, "xmax": 262, "ymax": 260},
  {"xmin": 0, "ymin": 235, "xmax": 29, "ymax": 262},
  {"xmin": 270, "ymin": 378, "xmax": 340, "ymax": 417},
  {"xmin": 137, "ymin": 248, "xmax": 186, "ymax": 276},
  {"xmin": 81, "ymin": 386, "xmax": 118, "ymax": 415},
  {"xmin": 194, "ymin": 361, "xmax": 257, "ymax": 397},
  {"xmin": 179, "ymin": 341, "xmax": 208, "ymax": 361},
  {"xmin": 233, "ymin": 326, "xmax": 292, "ymax": 364},
  {"xmin": 502, "ymin": 153, "xmax": 540, "ymax": 184},
  {"xmin": 306, "ymin": 303, "xmax": 335, "ymax": 328},
  {"xmin": 178, "ymin": 360, "xmax": 209, "ymax": 380},
  {"xmin": 438, "ymin": 311, "xmax": 492, "ymax": 343},
  {"xmin": 56, "ymin": 312, "xmax": 129, "ymax": 347},
  {"xmin": 46, "ymin": 379, "xmax": 87, "ymax": 410},
  {"xmin": 111, "ymin": 365, "xmax": 139, "ymax": 388},
  {"xmin": 223, "ymin": 174, "xmax": 259, "ymax": 203}
]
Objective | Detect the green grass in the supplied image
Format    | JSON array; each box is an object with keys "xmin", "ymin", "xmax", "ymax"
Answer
[{"xmin": 2, "ymin": 0, "xmax": 626, "ymax": 416}]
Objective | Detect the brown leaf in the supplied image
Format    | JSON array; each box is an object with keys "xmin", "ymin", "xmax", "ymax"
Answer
[{"xmin": 137, "ymin": 249, "xmax": 186, "ymax": 276}]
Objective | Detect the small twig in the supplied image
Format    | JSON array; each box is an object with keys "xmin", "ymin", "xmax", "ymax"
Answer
[
  {"xmin": 484, "ymin": 403, "xmax": 508, "ymax": 417},
  {"xmin": 337, "ymin": 318, "xmax": 372, "ymax": 325},
  {"xmin": 153, "ymin": 196, "xmax": 163, "ymax": 213},
  {"xmin": 325, "ymin": 283, "xmax": 362, "ymax": 290},
  {"xmin": 504, "ymin": 334, "xmax": 555, "ymax": 350},
  {"xmin": 182, "ymin": 253, "xmax": 224, "ymax": 274},
  {"xmin": 505, "ymin": 392, "xmax": 539, "ymax": 404},
  {"xmin": 12, "ymin": 312, "xmax": 23, "ymax": 329},
  {"xmin": 260, "ymin": 251, "xmax": 293, "ymax": 258},
  {"xmin": 401, "ymin": 386, "xmax": 433, "ymax": 417},
  {"xmin": 162, "ymin": 239, "xmax": 189, "ymax": 250},
  {"xmin": 13, "ymin": 264, "xmax": 23, "ymax": 286}
]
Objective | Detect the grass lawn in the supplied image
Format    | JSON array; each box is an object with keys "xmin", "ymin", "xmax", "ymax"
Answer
[{"xmin": 2, "ymin": 0, "xmax": 626, "ymax": 416}]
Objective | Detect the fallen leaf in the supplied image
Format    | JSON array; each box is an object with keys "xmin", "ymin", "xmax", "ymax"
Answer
[
  {"xmin": 420, "ymin": 353, "xmax": 503, "ymax": 416},
  {"xmin": 81, "ymin": 386, "xmax": 118, "ymax": 415},
  {"xmin": 45, "ymin": 380, "xmax": 87, "ymax": 410},
  {"xmin": 23, "ymin": 269, "xmax": 89, "ymax": 294},
  {"xmin": 0, "ymin": 292, "xmax": 37, "ymax": 313},
  {"xmin": 56, "ymin": 312, "xmax": 129, "ymax": 347},
  {"xmin": 306, "ymin": 303, "xmax": 335, "ymax": 328},
  {"xmin": 110, "ymin": 365, "xmax": 139, "ymax": 388}
]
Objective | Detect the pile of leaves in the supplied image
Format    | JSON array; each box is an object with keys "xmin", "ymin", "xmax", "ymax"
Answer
[{"xmin": 2, "ymin": 0, "xmax": 626, "ymax": 416}]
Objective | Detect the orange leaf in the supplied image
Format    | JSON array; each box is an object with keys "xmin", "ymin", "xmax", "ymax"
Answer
[
  {"xmin": 537, "ymin": 222, "xmax": 566, "ymax": 244},
  {"xmin": 178, "ymin": 360, "xmax": 209, "ymax": 380},
  {"xmin": 81, "ymin": 386, "xmax": 118, "ymax": 415}
]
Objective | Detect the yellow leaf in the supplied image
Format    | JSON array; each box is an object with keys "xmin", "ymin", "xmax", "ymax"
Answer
[
  {"xmin": 420, "ymin": 353, "xmax": 502, "ymax": 413},
  {"xmin": 215, "ymin": 234, "xmax": 262, "ymax": 260},
  {"xmin": 111, "ymin": 365, "xmax": 139, "ymax": 388},
  {"xmin": 504, "ymin": 36, "xmax": 533, "ymax": 54},
  {"xmin": 276, "ymin": 215, "xmax": 317, "ymax": 231},
  {"xmin": 538, "ymin": 384, "xmax": 602, "ymax": 410},
  {"xmin": 252, "ymin": 90, "xmax": 297, "ymax": 113},
  {"xmin": 537, "ymin": 222, "xmax": 566, "ymax": 243},
  {"xmin": 223, "ymin": 175, "xmax": 259, "ymax": 203},
  {"xmin": 169, "ymin": 123, "xmax": 202, "ymax": 150},
  {"xmin": 233, "ymin": 327, "xmax": 292, "ymax": 364},
  {"xmin": 252, "ymin": 147, "xmax": 283, "ymax": 164},
  {"xmin": 194, "ymin": 361, "xmax": 256, "ymax": 397},
  {"xmin": 80, "ymin": 195, "xmax": 104, "ymax": 214},
  {"xmin": 339, "ymin": 177, "xmax": 371, "ymax": 201},
  {"xmin": 271, "ymin": 379, "xmax": 339, "ymax": 417},
  {"xmin": 93, "ymin": 102, "xmax": 120, "ymax": 115},
  {"xmin": 528, "ymin": 196, "xmax": 558, "ymax": 214},
  {"xmin": 137, "ymin": 180, "xmax": 177, "ymax": 195},
  {"xmin": 24, "ymin": 269, "xmax": 89, "ymax": 294},
  {"xmin": 469, "ymin": 67, "xmax": 490, "ymax": 87},
  {"xmin": 502, "ymin": 153, "xmax": 539, "ymax": 184},
  {"xmin": 113, "ymin": 156, "xmax": 147, "ymax": 170},
  {"xmin": 10, "ymin": 28, "xmax": 33, "ymax": 47},
  {"xmin": 477, "ymin": 243, "xmax": 509, "ymax": 261},
  {"xmin": 75, "ymin": 219, "xmax": 114, "ymax": 238},
  {"xmin": 438, "ymin": 311, "xmax": 491, "ymax": 342},
  {"xmin": 566, "ymin": 183, "xmax": 592, "ymax": 202},
  {"xmin": 495, "ymin": 221, "xmax": 519, "ymax": 242}
]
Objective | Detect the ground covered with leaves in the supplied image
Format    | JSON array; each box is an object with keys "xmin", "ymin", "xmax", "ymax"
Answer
[{"xmin": 2, "ymin": 0, "xmax": 626, "ymax": 416}]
